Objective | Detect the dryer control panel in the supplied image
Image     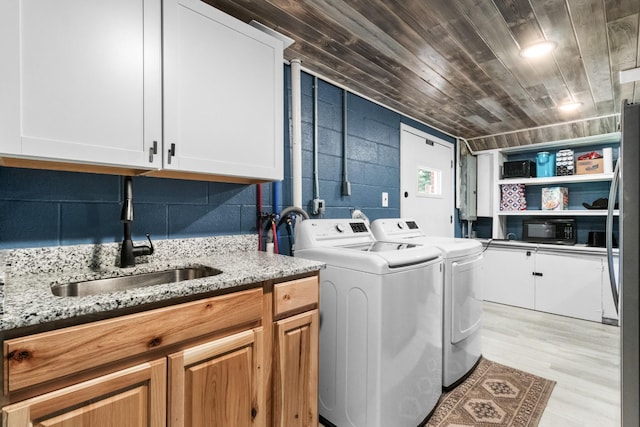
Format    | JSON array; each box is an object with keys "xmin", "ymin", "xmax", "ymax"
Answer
[{"xmin": 371, "ymin": 218, "xmax": 426, "ymax": 240}]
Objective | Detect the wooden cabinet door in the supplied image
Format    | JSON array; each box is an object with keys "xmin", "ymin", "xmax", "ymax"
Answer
[
  {"xmin": 2, "ymin": 359, "xmax": 166, "ymax": 427},
  {"xmin": 162, "ymin": 0, "xmax": 283, "ymax": 181},
  {"xmin": 273, "ymin": 310, "xmax": 319, "ymax": 427},
  {"xmin": 168, "ymin": 328, "xmax": 264, "ymax": 427},
  {"xmin": 0, "ymin": 0, "xmax": 162, "ymax": 169}
]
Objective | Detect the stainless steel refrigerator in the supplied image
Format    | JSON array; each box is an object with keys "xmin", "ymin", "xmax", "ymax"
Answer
[{"xmin": 620, "ymin": 101, "xmax": 639, "ymax": 427}]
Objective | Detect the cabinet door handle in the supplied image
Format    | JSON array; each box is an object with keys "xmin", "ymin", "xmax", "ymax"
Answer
[
  {"xmin": 532, "ymin": 272, "xmax": 543, "ymax": 277},
  {"xmin": 148, "ymin": 141, "xmax": 158, "ymax": 163},
  {"xmin": 167, "ymin": 143, "xmax": 176, "ymax": 164}
]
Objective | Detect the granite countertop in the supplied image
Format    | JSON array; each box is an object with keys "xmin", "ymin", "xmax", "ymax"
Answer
[{"xmin": 0, "ymin": 235, "xmax": 324, "ymax": 332}]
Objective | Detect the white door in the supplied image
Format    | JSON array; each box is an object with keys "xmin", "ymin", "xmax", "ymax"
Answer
[{"xmin": 400, "ymin": 124, "xmax": 454, "ymax": 236}]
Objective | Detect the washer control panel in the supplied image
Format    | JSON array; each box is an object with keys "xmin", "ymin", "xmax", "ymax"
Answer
[{"xmin": 295, "ymin": 219, "xmax": 376, "ymax": 249}]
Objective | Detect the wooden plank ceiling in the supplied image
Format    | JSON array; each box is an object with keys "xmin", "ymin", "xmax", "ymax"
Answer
[{"xmin": 205, "ymin": 0, "xmax": 640, "ymax": 151}]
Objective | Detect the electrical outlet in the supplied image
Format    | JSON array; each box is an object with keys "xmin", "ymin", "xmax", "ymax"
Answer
[
  {"xmin": 312, "ymin": 198, "xmax": 325, "ymax": 215},
  {"xmin": 382, "ymin": 192, "xmax": 389, "ymax": 207}
]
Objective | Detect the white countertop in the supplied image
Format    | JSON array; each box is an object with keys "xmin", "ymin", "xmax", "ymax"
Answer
[{"xmin": 476, "ymin": 238, "xmax": 619, "ymax": 256}]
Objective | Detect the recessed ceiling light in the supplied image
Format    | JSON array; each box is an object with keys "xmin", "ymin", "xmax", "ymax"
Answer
[
  {"xmin": 519, "ymin": 40, "xmax": 557, "ymax": 58},
  {"xmin": 558, "ymin": 102, "xmax": 582, "ymax": 112}
]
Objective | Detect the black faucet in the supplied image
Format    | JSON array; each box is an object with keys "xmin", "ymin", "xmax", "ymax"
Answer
[{"xmin": 119, "ymin": 176, "xmax": 154, "ymax": 268}]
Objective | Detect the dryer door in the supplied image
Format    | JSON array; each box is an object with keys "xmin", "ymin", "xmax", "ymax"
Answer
[{"xmin": 450, "ymin": 255, "xmax": 483, "ymax": 344}]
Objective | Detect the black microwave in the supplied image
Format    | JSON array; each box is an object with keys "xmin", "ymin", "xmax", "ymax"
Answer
[
  {"xmin": 503, "ymin": 160, "xmax": 536, "ymax": 178},
  {"xmin": 522, "ymin": 218, "xmax": 576, "ymax": 245}
]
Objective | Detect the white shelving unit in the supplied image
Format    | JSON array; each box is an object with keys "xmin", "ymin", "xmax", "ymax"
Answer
[
  {"xmin": 496, "ymin": 210, "xmax": 619, "ymax": 217},
  {"xmin": 497, "ymin": 172, "xmax": 614, "ymax": 186},
  {"xmin": 477, "ymin": 132, "xmax": 621, "ymax": 239}
]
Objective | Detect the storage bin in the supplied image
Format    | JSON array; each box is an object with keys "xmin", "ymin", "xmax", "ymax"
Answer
[
  {"xmin": 555, "ymin": 149, "xmax": 574, "ymax": 176},
  {"xmin": 542, "ymin": 187, "xmax": 568, "ymax": 210},
  {"xmin": 576, "ymin": 158, "xmax": 604, "ymax": 174},
  {"xmin": 500, "ymin": 184, "xmax": 527, "ymax": 211},
  {"xmin": 536, "ymin": 152, "xmax": 556, "ymax": 177}
]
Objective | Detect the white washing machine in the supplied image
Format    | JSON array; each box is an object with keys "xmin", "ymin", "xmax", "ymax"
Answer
[
  {"xmin": 295, "ymin": 219, "xmax": 443, "ymax": 427},
  {"xmin": 371, "ymin": 218, "xmax": 483, "ymax": 390}
]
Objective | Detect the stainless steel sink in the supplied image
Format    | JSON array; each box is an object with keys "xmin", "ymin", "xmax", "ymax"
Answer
[{"xmin": 51, "ymin": 266, "xmax": 222, "ymax": 297}]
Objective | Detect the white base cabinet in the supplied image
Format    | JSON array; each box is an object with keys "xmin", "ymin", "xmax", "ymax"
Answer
[
  {"xmin": 482, "ymin": 247, "xmax": 535, "ymax": 309},
  {"xmin": 483, "ymin": 245, "xmax": 607, "ymax": 322},
  {"xmin": 534, "ymin": 252, "xmax": 602, "ymax": 322},
  {"xmin": 602, "ymin": 254, "xmax": 620, "ymax": 322}
]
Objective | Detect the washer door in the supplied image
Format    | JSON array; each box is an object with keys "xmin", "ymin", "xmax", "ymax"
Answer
[{"xmin": 450, "ymin": 255, "xmax": 483, "ymax": 344}]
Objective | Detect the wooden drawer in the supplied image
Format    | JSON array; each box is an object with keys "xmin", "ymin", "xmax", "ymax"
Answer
[
  {"xmin": 4, "ymin": 288, "xmax": 262, "ymax": 393},
  {"xmin": 273, "ymin": 277, "xmax": 318, "ymax": 318}
]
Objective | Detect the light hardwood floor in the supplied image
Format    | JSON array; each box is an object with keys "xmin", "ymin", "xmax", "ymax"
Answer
[
  {"xmin": 320, "ymin": 301, "xmax": 621, "ymax": 427},
  {"xmin": 482, "ymin": 301, "xmax": 621, "ymax": 427}
]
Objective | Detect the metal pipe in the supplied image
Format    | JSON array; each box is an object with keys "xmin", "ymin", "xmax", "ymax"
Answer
[
  {"xmin": 291, "ymin": 59, "xmax": 303, "ymax": 208},
  {"xmin": 313, "ymin": 76, "xmax": 320, "ymax": 200},
  {"xmin": 341, "ymin": 89, "xmax": 351, "ymax": 196},
  {"xmin": 257, "ymin": 184, "xmax": 263, "ymax": 251}
]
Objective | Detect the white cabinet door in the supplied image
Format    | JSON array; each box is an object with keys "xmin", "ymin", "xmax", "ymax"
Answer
[
  {"xmin": 476, "ymin": 153, "xmax": 494, "ymax": 217},
  {"xmin": 0, "ymin": 0, "xmax": 162, "ymax": 169},
  {"xmin": 534, "ymin": 252, "xmax": 603, "ymax": 322},
  {"xmin": 482, "ymin": 247, "xmax": 535, "ymax": 309},
  {"xmin": 163, "ymin": 0, "xmax": 283, "ymax": 181}
]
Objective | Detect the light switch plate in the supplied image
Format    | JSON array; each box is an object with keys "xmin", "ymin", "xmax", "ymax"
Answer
[{"xmin": 382, "ymin": 192, "xmax": 389, "ymax": 207}]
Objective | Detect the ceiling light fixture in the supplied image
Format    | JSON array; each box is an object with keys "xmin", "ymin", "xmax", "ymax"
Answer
[
  {"xmin": 558, "ymin": 102, "xmax": 582, "ymax": 112},
  {"xmin": 519, "ymin": 40, "xmax": 557, "ymax": 58}
]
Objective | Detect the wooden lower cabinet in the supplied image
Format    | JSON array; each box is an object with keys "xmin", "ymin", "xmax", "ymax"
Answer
[
  {"xmin": 1, "ymin": 275, "xmax": 320, "ymax": 427},
  {"xmin": 2, "ymin": 359, "xmax": 166, "ymax": 427},
  {"xmin": 273, "ymin": 310, "xmax": 319, "ymax": 427},
  {"xmin": 168, "ymin": 328, "xmax": 264, "ymax": 427}
]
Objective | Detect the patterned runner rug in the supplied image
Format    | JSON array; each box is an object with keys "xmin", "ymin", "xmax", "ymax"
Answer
[{"xmin": 426, "ymin": 357, "xmax": 556, "ymax": 427}]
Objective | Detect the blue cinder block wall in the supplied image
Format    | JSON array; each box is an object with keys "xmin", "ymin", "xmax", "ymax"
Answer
[
  {"xmin": 0, "ymin": 169, "xmax": 265, "ymax": 249},
  {"xmin": 0, "ymin": 66, "xmax": 456, "ymax": 251},
  {"xmin": 282, "ymin": 69, "xmax": 455, "ymax": 219}
]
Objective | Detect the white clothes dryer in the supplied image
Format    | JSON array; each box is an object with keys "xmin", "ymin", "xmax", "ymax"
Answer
[
  {"xmin": 295, "ymin": 219, "xmax": 443, "ymax": 427},
  {"xmin": 371, "ymin": 218, "xmax": 483, "ymax": 390}
]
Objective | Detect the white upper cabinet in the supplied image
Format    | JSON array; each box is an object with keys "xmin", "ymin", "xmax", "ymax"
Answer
[
  {"xmin": 0, "ymin": 0, "xmax": 163, "ymax": 169},
  {"xmin": 162, "ymin": 0, "xmax": 284, "ymax": 181},
  {"xmin": 0, "ymin": 0, "xmax": 284, "ymax": 182}
]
